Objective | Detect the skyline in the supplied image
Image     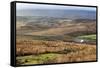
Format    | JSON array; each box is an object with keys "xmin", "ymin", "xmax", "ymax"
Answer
[{"xmin": 17, "ymin": 3, "xmax": 96, "ymax": 11}]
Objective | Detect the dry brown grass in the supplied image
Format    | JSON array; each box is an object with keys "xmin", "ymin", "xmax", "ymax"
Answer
[{"xmin": 16, "ymin": 39, "xmax": 96, "ymax": 62}]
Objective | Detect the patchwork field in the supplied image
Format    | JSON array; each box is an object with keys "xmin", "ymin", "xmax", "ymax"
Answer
[{"xmin": 16, "ymin": 16, "xmax": 97, "ymax": 65}]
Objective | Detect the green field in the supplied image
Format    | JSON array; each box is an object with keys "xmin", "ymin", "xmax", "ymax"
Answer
[
  {"xmin": 78, "ymin": 34, "xmax": 96, "ymax": 41},
  {"xmin": 16, "ymin": 53, "xmax": 59, "ymax": 65}
]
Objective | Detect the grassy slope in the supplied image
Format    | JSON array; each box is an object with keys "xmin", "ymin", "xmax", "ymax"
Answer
[{"xmin": 16, "ymin": 40, "xmax": 96, "ymax": 65}]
